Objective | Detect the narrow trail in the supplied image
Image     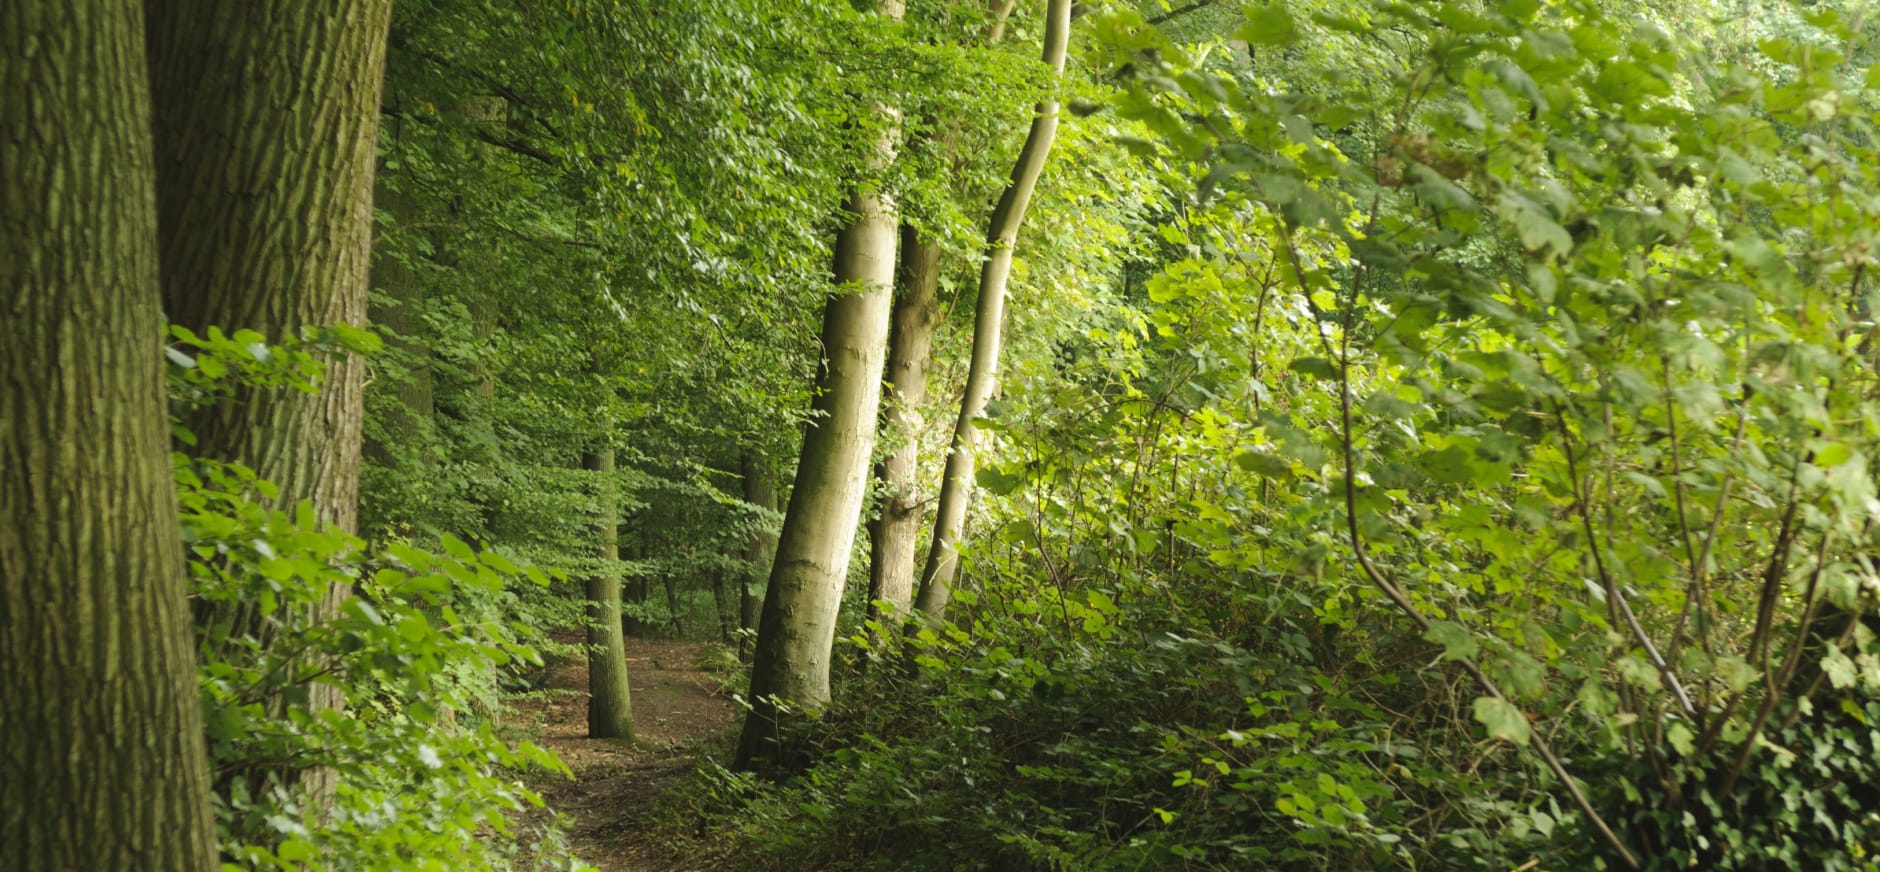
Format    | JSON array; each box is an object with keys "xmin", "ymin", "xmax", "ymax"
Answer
[{"xmin": 508, "ymin": 638, "xmax": 739, "ymax": 871}]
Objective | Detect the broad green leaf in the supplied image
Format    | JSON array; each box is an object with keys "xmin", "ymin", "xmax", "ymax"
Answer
[
  {"xmin": 1424, "ymin": 621, "xmax": 1480, "ymax": 661},
  {"xmin": 1238, "ymin": 5, "xmax": 1298, "ymax": 46},
  {"xmin": 1472, "ymin": 696, "xmax": 1531, "ymax": 745}
]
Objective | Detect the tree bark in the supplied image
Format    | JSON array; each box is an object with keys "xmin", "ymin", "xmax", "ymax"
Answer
[
  {"xmin": 739, "ymin": 449, "xmax": 779, "ymax": 661},
  {"xmin": 916, "ymin": 0, "xmax": 1072, "ymax": 622},
  {"xmin": 736, "ymin": 0, "xmax": 906, "ymax": 770},
  {"xmin": 867, "ymin": 229, "xmax": 944, "ymax": 620},
  {"xmin": 146, "ymin": 0, "xmax": 393, "ymax": 534},
  {"xmin": 145, "ymin": 0, "xmax": 392, "ymax": 807},
  {"xmin": 0, "ymin": 1, "xmax": 218, "ymax": 866},
  {"xmin": 584, "ymin": 449, "xmax": 635, "ymax": 740}
]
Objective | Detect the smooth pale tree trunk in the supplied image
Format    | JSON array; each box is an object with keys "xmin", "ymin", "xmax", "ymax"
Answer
[
  {"xmin": 0, "ymin": 2, "xmax": 218, "ymax": 866},
  {"xmin": 739, "ymin": 449, "xmax": 779, "ymax": 661},
  {"xmin": 864, "ymin": 2, "xmax": 1019, "ymax": 620},
  {"xmin": 736, "ymin": 0, "xmax": 906, "ymax": 770},
  {"xmin": 584, "ymin": 449, "xmax": 635, "ymax": 740},
  {"xmin": 866, "ymin": 229, "xmax": 944, "ymax": 620},
  {"xmin": 915, "ymin": 0, "xmax": 1072, "ymax": 622}
]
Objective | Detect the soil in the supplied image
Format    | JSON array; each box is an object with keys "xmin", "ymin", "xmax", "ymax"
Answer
[{"xmin": 507, "ymin": 637, "xmax": 741, "ymax": 871}]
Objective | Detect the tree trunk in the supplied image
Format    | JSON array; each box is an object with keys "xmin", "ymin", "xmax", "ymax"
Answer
[
  {"xmin": 736, "ymin": 0, "xmax": 906, "ymax": 770},
  {"xmin": 363, "ymin": 119, "xmax": 434, "ymax": 470},
  {"xmin": 624, "ymin": 524, "xmax": 652, "ymax": 638},
  {"xmin": 739, "ymin": 449, "xmax": 779, "ymax": 661},
  {"xmin": 665, "ymin": 573, "xmax": 685, "ymax": 638},
  {"xmin": 584, "ymin": 449, "xmax": 635, "ymax": 740},
  {"xmin": 712, "ymin": 570, "xmax": 734, "ymax": 642},
  {"xmin": 0, "ymin": 2, "xmax": 218, "ymax": 865},
  {"xmin": 916, "ymin": 0, "xmax": 1071, "ymax": 622},
  {"xmin": 146, "ymin": 0, "xmax": 392, "ymax": 533},
  {"xmin": 867, "ymin": 229, "xmax": 944, "ymax": 620},
  {"xmin": 145, "ymin": 0, "xmax": 392, "ymax": 806}
]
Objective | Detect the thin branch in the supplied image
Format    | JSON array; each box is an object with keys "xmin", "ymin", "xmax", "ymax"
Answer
[
  {"xmin": 1551, "ymin": 399, "xmax": 1698, "ymax": 722},
  {"xmin": 1147, "ymin": 0, "xmax": 1225, "ymax": 26}
]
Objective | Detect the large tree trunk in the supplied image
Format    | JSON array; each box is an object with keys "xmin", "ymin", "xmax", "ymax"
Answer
[
  {"xmin": 0, "ymin": 2, "xmax": 218, "ymax": 866},
  {"xmin": 738, "ymin": 449, "xmax": 779, "ymax": 661},
  {"xmin": 867, "ymin": 229, "xmax": 944, "ymax": 620},
  {"xmin": 915, "ymin": 0, "xmax": 1071, "ymax": 622},
  {"xmin": 146, "ymin": 0, "xmax": 393, "ymax": 533},
  {"xmin": 584, "ymin": 449, "xmax": 635, "ymax": 740},
  {"xmin": 145, "ymin": 0, "xmax": 393, "ymax": 806},
  {"xmin": 736, "ymin": 0, "xmax": 906, "ymax": 770}
]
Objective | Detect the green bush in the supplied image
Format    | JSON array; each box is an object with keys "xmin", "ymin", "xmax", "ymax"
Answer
[{"xmin": 171, "ymin": 327, "xmax": 589, "ymax": 870}]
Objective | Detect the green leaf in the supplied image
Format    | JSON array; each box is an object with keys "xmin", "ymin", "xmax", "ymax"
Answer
[
  {"xmin": 1667, "ymin": 721, "xmax": 1694, "ymax": 756},
  {"xmin": 976, "ymin": 466, "xmax": 1025, "ymax": 496},
  {"xmin": 1472, "ymin": 696, "xmax": 1531, "ymax": 745},
  {"xmin": 440, "ymin": 534, "xmax": 475, "ymax": 561},
  {"xmin": 1499, "ymin": 650, "xmax": 1546, "ymax": 698},
  {"xmin": 1510, "ymin": 203, "xmax": 1571, "ymax": 255},
  {"xmin": 1716, "ymin": 656, "xmax": 1757, "ymax": 693},
  {"xmin": 1424, "ymin": 621, "xmax": 1480, "ymax": 661},
  {"xmin": 1814, "ymin": 441, "xmax": 1853, "ymax": 467},
  {"xmin": 1238, "ymin": 5, "xmax": 1298, "ymax": 46},
  {"xmin": 1288, "ymin": 356, "xmax": 1338, "ymax": 381}
]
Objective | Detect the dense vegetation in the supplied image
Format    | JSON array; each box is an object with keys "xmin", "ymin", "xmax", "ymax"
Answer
[{"xmin": 7, "ymin": 0, "xmax": 1880, "ymax": 870}]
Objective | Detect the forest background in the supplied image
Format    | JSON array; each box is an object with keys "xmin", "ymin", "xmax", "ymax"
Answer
[{"xmin": 7, "ymin": 0, "xmax": 1880, "ymax": 870}]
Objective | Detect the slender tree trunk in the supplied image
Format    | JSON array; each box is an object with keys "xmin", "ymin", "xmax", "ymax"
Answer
[
  {"xmin": 916, "ymin": 0, "xmax": 1072, "ymax": 622},
  {"xmin": 0, "ymin": 2, "xmax": 217, "ymax": 865},
  {"xmin": 739, "ymin": 449, "xmax": 779, "ymax": 662},
  {"xmin": 624, "ymin": 524, "xmax": 652, "ymax": 638},
  {"xmin": 867, "ymin": 229, "xmax": 944, "ymax": 620},
  {"xmin": 864, "ymin": 1, "xmax": 1019, "ymax": 622},
  {"xmin": 736, "ymin": 0, "xmax": 907, "ymax": 770},
  {"xmin": 712, "ymin": 570, "xmax": 734, "ymax": 642},
  {"xmin": 584, "ymin": 449, "xmax": 635, "ymax": 740},
  {"xmin": 665, "ymin": 574, "xmax": 685, "ymax": 638}
]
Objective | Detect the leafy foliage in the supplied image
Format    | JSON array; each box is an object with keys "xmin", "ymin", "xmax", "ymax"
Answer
[
  {"xmin": 679, "ymin": 1, "xmax": 1880, "ymax": 869},
  {"xmin": 173, "ymin": 334, "xmax": 585, "ymax": 871}
]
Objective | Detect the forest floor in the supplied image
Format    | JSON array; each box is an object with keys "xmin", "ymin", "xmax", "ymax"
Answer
[{"xmin": 507, "ymin": 637, "xmax": 740, "ymax": 871}]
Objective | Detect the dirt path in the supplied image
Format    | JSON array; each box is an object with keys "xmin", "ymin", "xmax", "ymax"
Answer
[{"xmin": 508, "ymin": 638, "xmax": 739, "ymax": 871}]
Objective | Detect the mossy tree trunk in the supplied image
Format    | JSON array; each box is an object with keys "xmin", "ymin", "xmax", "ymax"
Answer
[
  {"xmin": 144, "ymin": 0, "xmax": 394, "ymax": 803},
  {"xmin": 0, "ymin": 1, "xmax": 217, "ymax": 866},
  {"xmin": 146, "ymin": 0, "xmax": 393, "ymax": 533}
]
